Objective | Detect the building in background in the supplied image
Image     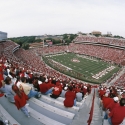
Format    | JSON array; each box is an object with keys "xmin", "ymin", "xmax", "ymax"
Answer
[
  {"xmin": 91, "ymin": 31, "xmax": 101, "ymax": 35},
  {"xmin": 0, "ymin": 31, "xmax": 7, "ymax": 41},
  {"xmin": 29, "ymin": 42, "xmax": 44, "ymax": 49}
]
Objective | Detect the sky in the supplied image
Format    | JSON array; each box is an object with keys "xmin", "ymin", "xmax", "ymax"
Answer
[{"xmin": 0, "ymin": 0, "xmax": 125, "ymax": 38}]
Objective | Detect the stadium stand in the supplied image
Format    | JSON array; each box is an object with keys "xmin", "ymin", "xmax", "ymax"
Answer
[{"xmin": 1, "ymin": 36, "xmax": 125, "ymax": 125}]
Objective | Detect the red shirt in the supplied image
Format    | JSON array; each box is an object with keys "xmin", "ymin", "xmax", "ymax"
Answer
[
  {"xmin": 39, "ymin": 83, "xmax": 49, "ymax": 93},
  {"xmin": 53, "ymin": 86, "xmax": 62, "ymax": 96},
  {"xmin": 75, "ymin": 88, "xmax": 80, "ymax": 93},
  {"xmin": 99, "ymin": 90, "xmax": 105, "ymax": 99},
  {"xmin": 83, "ymin": 88, "xmax": 87, "ymax": 95},
  {"xmin": 102, "ymin": 97, "xmax": 113, "ymax": 109},
  {"xmin": 109, "ymin": 106, "xmax": 125, "ymax": 125},
  {"xmin": 19, "ymin": 72, "xmax": 24, "ymax": 78},
  {"xmin": 64, "ymin": 91, "xmax": 76, "ymax": 107},
  {"xmin": 106, "ymin": 101, "xmax": 119, "ymax": 112},
  {"xmin": 14, "ymin": 92, "xmax": 28, "ymax": 110}
]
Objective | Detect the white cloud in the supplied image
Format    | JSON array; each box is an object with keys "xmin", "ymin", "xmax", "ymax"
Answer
[{"xmin": 0, "ymin": 0, "xmax": 125, "ymax": 37}]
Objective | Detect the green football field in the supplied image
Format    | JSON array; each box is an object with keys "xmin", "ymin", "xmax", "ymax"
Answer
[{"xmin": 44, "ymin": 53, "xmax": 120, "ymax": 84}]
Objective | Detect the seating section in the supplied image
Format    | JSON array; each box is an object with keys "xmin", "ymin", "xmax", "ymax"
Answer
[
  {"xmin": 114, "ymin": 73, "xmax": 125, "ymax": 86},
  {"xmin": 74, "ymin": 35, "xmax": 125, "ymax": 47},
  {"xmin": 0, "ymin": 104, "xmax": 21, "ymax": 125},
  {"xmin": 1, "ymin": 37, "xmax": 125, "ymax": 125},
  {"xmin": 27, "ymin": 107, "xmax": 66, "ymax": 125},
  {"xmin": 68, "ymin": 43, "xmax": 125, "ymax": 65},
  {"xmin": 29, "ymin": 97, "xmax": 76, "ymax": 119}
]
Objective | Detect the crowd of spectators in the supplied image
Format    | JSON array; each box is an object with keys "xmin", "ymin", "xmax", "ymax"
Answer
[
  {"xmin": 0, "ymin": 56, "xmax": 92, "ymax": 117},
  {"xmin": 1, "ymin": 38, "xmax": 125, "ymax": 124},
  {"xmin": 98, "ymin": 85, "xmax": 125, "ymax": 125},
  {"xmin": 74, "ymin": 35, "xmax": 125, "ymax": 47},
  {"xmin": 69, "ymin": 43, "xmax": 125, "ymax": 65},
  {"xmin": 114, "ymin": 73, "xmax": 125, "ymax": 87},
  {"xmin": 33, "ymin": 45, "xmax": 67, "ymax": 55},
  {"xmin": 29, "ymin": 41, "xmax": 125, "ymax": 66}
]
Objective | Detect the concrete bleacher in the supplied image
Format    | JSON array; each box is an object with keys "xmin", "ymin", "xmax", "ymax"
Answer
[
  {"xmin": 0, "ymin": 40, "xmax": 112, "ymax": 124},
  {"xmin": 28, "ymin": 107, "xmax": 65, "ymax": 125},
  {"xmin": 0, "ymin": 104, "xmax": 21, "ymax": 125},
  {"xmin": 49, "ymin": 95, "xmax": 83, "ymax": 106},
  {"xmin": 103, "ymin": 120, "xmax": 110, "ymax": 125},
  {"xmin": 39, "ymin": 94, "xmax": 80, "ymax": 112},
  {"xmin": 0, "ymin": 88, "xmax": 93, "ymax": 125},
  {"xmin": 29, "ymin": 97, "xmax": 75, "ymax": 119}
]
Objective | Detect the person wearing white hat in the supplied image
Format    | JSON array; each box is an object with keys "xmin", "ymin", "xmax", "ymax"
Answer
[
  {"xmin": 39, "ymin": 78, "xmax": 53, "ymax": 95},
  {"xmin": 104, "ymin": 96, "xmax": 119, "ymax": 120},
  {"xmin": 108, "ymin": 98, "xmax": 125, "ymax": 125}
]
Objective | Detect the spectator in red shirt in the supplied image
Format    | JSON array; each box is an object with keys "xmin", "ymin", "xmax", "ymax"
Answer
[
  {"xmin": 12, "ymin": 85, "xmax": 30, "ymax": 117},
  {"xmin": 50, "ymin": 84, "xmax": 62, "ymax": 99},
  {"xmin": 64, "ymin": 86, "xmax": 76, "ymax": 107},
  {"xmin": 102, "ymin": 93, "xmax": 114, "ymax": 110},
  {"xmin": 39, "ymin": 78, "xmax": 53, "ymax": 95},
  {"xmin": 108, "ymin": 98, "xmax": 125, "ymax": 125},
  {"xmin": 82, "ymin": 86, "xmax": 87, "ymax": 96},
  {"xmin": 99, "ymin": 88, "xmax": 106, "ymax": 99},
  {"xmin": 106, "ymin": 97, "xmax": 119, "ymax": 112},
  {"xmin": 104, "ymin": 96, "xmax": 119, "ymax": 120}
]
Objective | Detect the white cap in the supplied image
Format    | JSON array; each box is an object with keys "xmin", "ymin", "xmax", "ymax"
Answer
[
  {"xmin": 113, "ymin": 97, "xmax": 119, "ymax": 102},
  {"xmin": 64, "ymin": 87, "xmax": 68, "ymax": 90},
  {"xmin": 45, "ymin": 79, "xmax": 48, "ymax": 83},
  {"xmin": 84, "ymin": 86, "xmax": 87, "ymax": 89},
  {"xmin": 38, "ymin": 80, "xmax": 42, "ymax": 85}
]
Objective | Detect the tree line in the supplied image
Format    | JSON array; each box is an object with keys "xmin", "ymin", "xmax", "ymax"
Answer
[{"xmin": 8, "ymin": 34, "xmax": 78, "ymax": 50}]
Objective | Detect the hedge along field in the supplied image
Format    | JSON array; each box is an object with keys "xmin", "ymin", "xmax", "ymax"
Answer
[{"xmin": 45, "ymin": 53, "xmax": 120, "ymax": 84}]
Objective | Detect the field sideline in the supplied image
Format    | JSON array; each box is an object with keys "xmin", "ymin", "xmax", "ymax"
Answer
[{"xmin": 45, "ymin": 53, "xmax": 120, "ymax": 83}]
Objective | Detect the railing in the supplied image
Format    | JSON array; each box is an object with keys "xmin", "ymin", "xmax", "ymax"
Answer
[{"xmin": 87, "ymin": 89, "xmax": 95, "ymax": 125}]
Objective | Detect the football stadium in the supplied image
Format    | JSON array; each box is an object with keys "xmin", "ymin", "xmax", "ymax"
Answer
[
  {"xmin": 1, "ymin": 33, "xmax": 125, "ymax": 125},
  {"xmin": 43, "ymin": 52, "xmax": 120, "ymax": 84}
]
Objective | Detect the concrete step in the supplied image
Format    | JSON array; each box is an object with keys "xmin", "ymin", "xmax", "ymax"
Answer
[
  {"xmin": 0, "ymin": 104, "xmax": 21, "ymax": 125},
  {"xmin": 39, "ymin": 94, "xmax": 80, "ymax": 112},
  {"xmin": 29, "ymin": 97, "xmax": 75, "ymax": 119},
  {"xmin": 28, "ymin": 107, "xmax": 65, "ymax": 125}
]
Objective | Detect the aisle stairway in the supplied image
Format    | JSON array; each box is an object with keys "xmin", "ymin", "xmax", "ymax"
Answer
[
  {"xmin": 70, "ymin": 88, "xmax": 95, "ymax": 125},
  {"xmin": 91, "ymin": 88, "xmax": 103, "ymax": 125}
]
